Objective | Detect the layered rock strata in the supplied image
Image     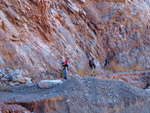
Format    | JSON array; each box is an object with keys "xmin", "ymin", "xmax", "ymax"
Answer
[{"xmin": 0, "ymin": 0, "xmax": 149, "ymax": 76}]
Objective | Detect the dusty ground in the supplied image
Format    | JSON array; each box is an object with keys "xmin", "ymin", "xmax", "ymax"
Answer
[{"xmin": 1, "ymin": 76, "xmax": 150, "ymax": 113}]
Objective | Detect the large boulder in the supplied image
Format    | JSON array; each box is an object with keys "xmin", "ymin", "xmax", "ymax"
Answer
[
  {"xmin": 0, "ymin": 103, "xmax": 30, "ymax": 113},
  {"xmin": 38, "ymin": 80, "xmax": 63, "ymax": 89}
]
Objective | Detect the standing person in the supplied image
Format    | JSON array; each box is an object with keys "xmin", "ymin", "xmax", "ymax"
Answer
[
  {"xmin": 104, "ymin": 57, "xmax": 110, "ymax": 69},
  {"xmin": 89, "ymin": 57, "xmax": 96, "ymax": 76},
  {"xmin": 62, "ymin": 62, "xmax": 68, "ymax": 79}
]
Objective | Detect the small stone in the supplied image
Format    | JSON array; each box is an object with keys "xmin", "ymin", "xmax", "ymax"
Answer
[
  {"xmin": 26, "ymin": 80, "xmax": 32, "ymax": 85},
  {"xmin": 11, "ymin": 74, "xmax": 26, "ymax": 84},
  {"xmin": 1, "ymin": 78, "xmax": 8, "ymax": 82},
  {"xmin": 13, "ymin": 82, "xmax": 20, "ymax": 86},
  {"xmin": 85, "ymin": 94, "xmax": 88, "ymax": 96},
  {"xmin": 24, "ymin": 77, "xmax": 32, "ymax": 82},
  {"xmin": 66, "ymin": 99, "xmax": 70, "ymax": 102},
  {"xmin": 8, "ymin": 70, "xmax": 13, "ymax": 73},
  {"xmin": 145, "ymin": 89, "xmax": 150, "ymax": 91},
  {"xmin": 9, "ymin": 81, "xmax": 15, "ymax": 87},
  {"xmin": 80, "ymin": 0, "xmax": 86, "ymax": 3},
  {"xmin": 0, "ymin": 74, "xmax": 3, "ymax": 78}
]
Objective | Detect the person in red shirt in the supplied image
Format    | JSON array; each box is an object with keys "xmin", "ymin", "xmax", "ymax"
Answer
[
  {"xmin": 65, "ymin": 57, "xmax": 69, "ymax": 65},
  {"xmin": 62, "ymin": 57, "xmax": 69, "ymax": 79},
  {"xmin": 62, "ymin": 62, "xmax": 68, "ymax": 79}
]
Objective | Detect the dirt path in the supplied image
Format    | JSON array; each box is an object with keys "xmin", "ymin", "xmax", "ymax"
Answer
[{"xmin": 1, "ymin": 76, "xmax": 150, "ymax": 113}]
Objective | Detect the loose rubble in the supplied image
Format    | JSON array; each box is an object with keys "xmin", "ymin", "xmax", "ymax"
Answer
[
  {"xmin": 0, "ymin": 68, "xmax": 32, "ymax": 87},
  {"xmin": 1, "ymin": 76, "xmax": 150, "ymax": 113}
]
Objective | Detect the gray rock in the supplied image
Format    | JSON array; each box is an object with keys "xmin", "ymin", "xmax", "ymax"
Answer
[
  {"xmin": 1, "ymin": 78, "xmax": 8, "ymax": 83},
  {"xmin": 38, "ymin": 80, "xmax": 63, "ymax": 89},
  {"xmin": 11, "ymin": 74, "xmax": 26, "ymax": 84},
  {"xmin": 24, "ymin": 77, "xmax": 32, "ymax": 82},
  {"xmin": 9, "ymin": 81, "xmax": 16, "ymax": 87},
  {"xmin": 80, "ymin": 0, "xmax": 86, "ymax": 3},
  {"xmin": 25, "ymin": 80, "xmax": 32, "ymax": 85}
]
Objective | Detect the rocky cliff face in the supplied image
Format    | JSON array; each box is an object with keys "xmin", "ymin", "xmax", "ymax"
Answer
[{"xmin": 0, "ymin": 0, "xmax": 150, "ymax": 77}]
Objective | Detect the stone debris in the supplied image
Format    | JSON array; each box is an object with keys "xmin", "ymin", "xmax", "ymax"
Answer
[
  {"xmin": 0, "ymin": 68, "xmax": 32, "ymax": 87},
  {"xmin": 1, "ymin": 76, "xmax": 150, "ymax": 113}
]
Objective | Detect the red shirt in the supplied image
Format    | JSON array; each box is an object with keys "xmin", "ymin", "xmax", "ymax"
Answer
[{"xmin": 65, "ymin": 59, "xmax": 68, "ymax": 64}]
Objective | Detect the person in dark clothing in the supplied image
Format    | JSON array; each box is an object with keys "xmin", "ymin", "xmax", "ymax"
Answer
[
  {"xmin": 104, "ymin": 57, "xmax": 110, "ymax": 69},
  {"xmin": 89, "ymin": 57, "xmax": 96, "ymax": 69},
  {"xmin": 89, "ymin": 57, "xmax": 96, "ymax": 76},
  {"xmin": 62, "ymin": 62, "xmax": 68, "ymax": 79}
]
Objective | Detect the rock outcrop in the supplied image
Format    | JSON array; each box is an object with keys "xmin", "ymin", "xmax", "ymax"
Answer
[
  {"xmin": 0, "ymin": 0, "xmax": 149, "ymax": 76},
  {"xmin": 97, "ymin": 70, "xmax": 150, "ymax": 89},
  {"xmin": 1, "ymin": 76, "xmax": 150, "ymax": 113},
  {"xmin": 0, "ymin": 68, "xmax": 32, "ymax": 88}
]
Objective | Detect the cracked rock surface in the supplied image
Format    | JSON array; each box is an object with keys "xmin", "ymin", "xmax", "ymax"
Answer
[{"xmin": 0, "ymin": 0, "xmax": 149, "ymax": 76}]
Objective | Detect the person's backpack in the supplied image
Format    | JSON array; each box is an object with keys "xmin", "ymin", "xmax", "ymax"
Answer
[
  {"xmin": 105, "ymin": 58, "xmax": 110, "ymax": 63},
  {"xmin": 89, "ymin": 60, "xmax": 94, "ymax": 67},
  {"xmin": 90, "ymin": 60, "xmax": 93, "ymax": 66}
]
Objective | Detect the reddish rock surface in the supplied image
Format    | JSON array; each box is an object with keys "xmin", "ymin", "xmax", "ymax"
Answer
[
  {"xmin": 0, "ymin": 0, "xmax": 149, "ymax": 77},
  {"xmin": 0, "ymin": 1, "xmax": 150, "ymax": 112},
  {"xmin": 0, "ymin": 103, "xmax": 30, "ymax": 113}
]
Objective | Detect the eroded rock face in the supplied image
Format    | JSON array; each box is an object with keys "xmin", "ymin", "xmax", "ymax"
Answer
[
  {"xmin": 0, "ymin": 0, "xmax": 149, "ymax": 76},
  {"xmin": 1, "ymin": 76, "xmax": 150, "ymax": 113}
]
